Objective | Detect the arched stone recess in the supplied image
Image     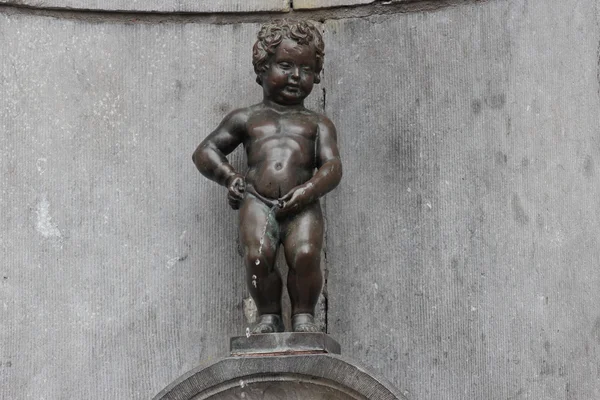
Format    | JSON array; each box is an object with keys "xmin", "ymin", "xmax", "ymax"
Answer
[
  {"xmin": 0, "ymin": 0, "xmax": 290, "ymax": 13},
  {"xmin": 154, "ymin": 354, "xmax": 406, "ymax": 400}
]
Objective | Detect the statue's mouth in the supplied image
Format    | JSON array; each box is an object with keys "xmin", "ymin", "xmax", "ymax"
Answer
[{"xmin": 285, "ymin": 85, "xmax": 301, "ymax": 93}]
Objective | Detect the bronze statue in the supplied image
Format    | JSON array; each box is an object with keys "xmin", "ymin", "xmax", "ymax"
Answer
[{"xmin": 193, "ymin": 20, "xmax": 342, "ymax": 334}]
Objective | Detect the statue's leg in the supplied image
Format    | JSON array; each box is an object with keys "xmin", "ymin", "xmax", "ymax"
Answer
[
  {"xmin": 282, "ymin": 202, "xmax": 324, "ymax": 332},
  {"xmin": 239, "ymin": 195, "xmax": 283, "ymax": 333}
]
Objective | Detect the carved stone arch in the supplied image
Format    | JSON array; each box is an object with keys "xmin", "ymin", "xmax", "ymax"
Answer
[{"xmin": 155, "ymin": 354, "xmax": 406, "ymax": 400}]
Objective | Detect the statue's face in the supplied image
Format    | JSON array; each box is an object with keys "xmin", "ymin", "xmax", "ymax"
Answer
[{"xmin": 262, "ymin": 38, "xmax": 317, "ymax": 105}]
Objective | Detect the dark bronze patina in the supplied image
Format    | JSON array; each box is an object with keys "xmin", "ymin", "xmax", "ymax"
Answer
[{"xmin": 193, "ymin": 20, "xmax": 342, "ymax": 334}]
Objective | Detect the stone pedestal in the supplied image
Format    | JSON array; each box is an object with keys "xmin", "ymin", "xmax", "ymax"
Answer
[
  {"xmin": 230, "ymin": 332, "xmax": 341, "ymax": 356},
  {"xmin": 154, "ymin": 333, "xmax": 406, "ymax": 400}
]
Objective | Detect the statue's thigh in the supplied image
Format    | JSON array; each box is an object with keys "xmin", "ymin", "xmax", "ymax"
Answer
[
  {"xmin": 239, "ymin": 196, "xmax": 279, "ymax": 254},
  {"xmin": 283, "ymin": 202, "xmax": 324, "ymax": 259}
]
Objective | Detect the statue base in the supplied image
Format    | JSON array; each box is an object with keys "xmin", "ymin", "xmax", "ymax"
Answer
[
  {"xmin": 154, "ymin": 333, "xmax": 405, "ymax": 400},
  {"xmin": 230, "ymin": 332, "xmax": 341, "ymax": 356}
]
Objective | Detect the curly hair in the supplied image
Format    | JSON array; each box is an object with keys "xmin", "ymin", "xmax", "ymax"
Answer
[{"xmin": 252, "ymin": 19, "xmax": 325, "ymax": 85}]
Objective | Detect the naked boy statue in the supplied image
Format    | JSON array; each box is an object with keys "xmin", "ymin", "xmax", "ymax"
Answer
[{"xmin": 193, "ymin": 20, "xmax": 342, "ymax": 334}]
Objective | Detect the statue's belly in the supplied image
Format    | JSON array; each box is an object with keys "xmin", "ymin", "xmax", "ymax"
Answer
[{"xmin": 246, "ymin": 139, "xmax": 314, "ymax": 199}]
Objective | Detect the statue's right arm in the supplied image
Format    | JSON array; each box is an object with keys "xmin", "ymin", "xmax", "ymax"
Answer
[{"xmin": 192, "ymin": 109, "xmax": 248, "ymax": 187}]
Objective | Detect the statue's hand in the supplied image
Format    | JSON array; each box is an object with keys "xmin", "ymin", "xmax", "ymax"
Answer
[
  {"xmin": 276, "ymin": 184, "xmax": 313, "ymax": 217},
  {"xmin": 226, "ymin": 174, "xmax": 246, "ymax": 210}
]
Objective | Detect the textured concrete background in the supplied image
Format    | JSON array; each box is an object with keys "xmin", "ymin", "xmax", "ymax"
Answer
[
  {"xmin": 324, "ymin": 1, "xmax": 600, "ymax": 399},
  {"xmin": 0, "ymin": 17, "xmax": 314, "ymax": 399},
  {"xmin": 1, "ymin": 0, "xmax": 600, "ymax": 399}
]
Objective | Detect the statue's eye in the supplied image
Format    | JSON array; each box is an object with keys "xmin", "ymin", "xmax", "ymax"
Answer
[
  {"xmin": 278, "ymin": 62, "xmax": 292, "ymax": 69},
  {"xmin": 302, "ymin": 66, "xmax": 313, "ymax": 73}
]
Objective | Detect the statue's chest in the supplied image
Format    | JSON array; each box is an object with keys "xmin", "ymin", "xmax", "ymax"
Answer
[{"xmin": 247, "ymin": 116, "xmax": 317, "ymax": 142}]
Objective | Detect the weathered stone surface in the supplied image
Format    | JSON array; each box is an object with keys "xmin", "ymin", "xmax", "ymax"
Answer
[
  {"xmin": 293, "ymin": 0, "xmax": 427, "ymax": 7},
  {"xmin": 0, "ymin": 0, "xmax": 290, "ymax": 12},
  {"xmin": 323, "ymin": 1, "xmax": 600, "ymax": 399},
  {"xmin": 3, "ymin": 0, "xmax": 600, "ymax": 399},
  {"xmin": 0, "ymin": 14, "xmax": 321, "ymax": 399},
  {"xmin": 154, "ymin": 353, "xmax": 405, "ymax": 399},
  {"xmin": 293, "ymin": 0, "xmax": 373, "ymax": 10}
]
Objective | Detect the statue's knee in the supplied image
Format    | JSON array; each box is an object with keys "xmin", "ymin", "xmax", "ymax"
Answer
[
  {"xmin": 244, "ymin": 248, "xmax": 261, "ymax": 264},
  {"xmin": 292, "ymin": 244, "xmax": 319, "ymax": 266},
  {"xmin": 244, "ymin": 247, "xmax": 274, "ymax": 269}
]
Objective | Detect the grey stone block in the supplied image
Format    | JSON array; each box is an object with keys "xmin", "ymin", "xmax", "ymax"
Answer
[
  {"xmin": 293, "ymin": 0, "xmax": 373, "ymax": 9},
  {"xmin": 3, "ymin": 0, "xmax": 600, "ymax": 399},
  {"xmin": 292, "ymin": 0, "xmax": 440, "ymax": 10},
  {"xmin": 0, "ymin": 0, "xmax": 290, "ymax": 12},
  {"xmin": 323, "ymin": 1, "xmax": 600, "ymax": 399},
  {"xmin": 0, "ymin": 13, "xmax": 321, "ymax": 400}
]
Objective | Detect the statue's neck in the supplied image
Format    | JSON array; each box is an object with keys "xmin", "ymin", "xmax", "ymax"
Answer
[{"xmin": 262, "ymin": 98, "xmax": 305, "ymax": 112}]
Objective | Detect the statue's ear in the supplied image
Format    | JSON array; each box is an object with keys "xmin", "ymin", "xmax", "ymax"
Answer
[{"xmin": 314, "ymin": 74, "xmax": 321, "ymax": 84}]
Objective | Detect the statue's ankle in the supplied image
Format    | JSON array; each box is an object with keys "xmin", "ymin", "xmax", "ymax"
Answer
[
  {"xmin": 292, "ymin": 313, "xmax": 319, "ymax": 332},
  {"xmin": 252, "ymin": 313, "xmax": 284, "ymax": 333}
]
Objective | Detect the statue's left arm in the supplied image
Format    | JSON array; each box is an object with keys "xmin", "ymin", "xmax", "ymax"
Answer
[
  {"xmin": 308, "ymin": 116, "xmax": 343, "ymax": 199},
  {"xmin": 278, "ymin": 116, "xmax": 342, "ymax": 213}
]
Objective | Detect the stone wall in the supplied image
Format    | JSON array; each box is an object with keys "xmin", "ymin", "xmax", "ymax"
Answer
[
  {"xmin": 1, "ymin": 1, "xmax": 599, "ymax": 399},
  {"xmin": 0, "ymin": 0, "xmax": 290, "ymax": 12}
]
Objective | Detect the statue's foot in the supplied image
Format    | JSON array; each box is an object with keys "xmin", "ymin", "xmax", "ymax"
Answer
[
  {"xmin": 292, "ymin": 313, "xmax": 320, "ymax": 333},
  {"xmin": 251, "ymin": 314, "xmax": 284, "ymax": 334}
]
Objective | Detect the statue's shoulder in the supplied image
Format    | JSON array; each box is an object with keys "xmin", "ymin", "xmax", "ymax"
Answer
[
  {"xmin": 297, "ymin": 108, "xmax": 330, "ymax": 124},
  {"xmin": 218, "ymin": 106, "xmax": 257, "ymax": 131},
  {"xmin": 225, "ymin": 105, "xmax": 255, "ymax": 120},
  {"xmin": 313, "ymin": 112, "xmax": 336, "ymax": 132}
]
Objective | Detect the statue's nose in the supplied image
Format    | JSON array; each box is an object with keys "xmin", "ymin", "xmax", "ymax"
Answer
[{"xmin": 290, "ymin": 67, "xmax": 300, "ymax": 80}]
